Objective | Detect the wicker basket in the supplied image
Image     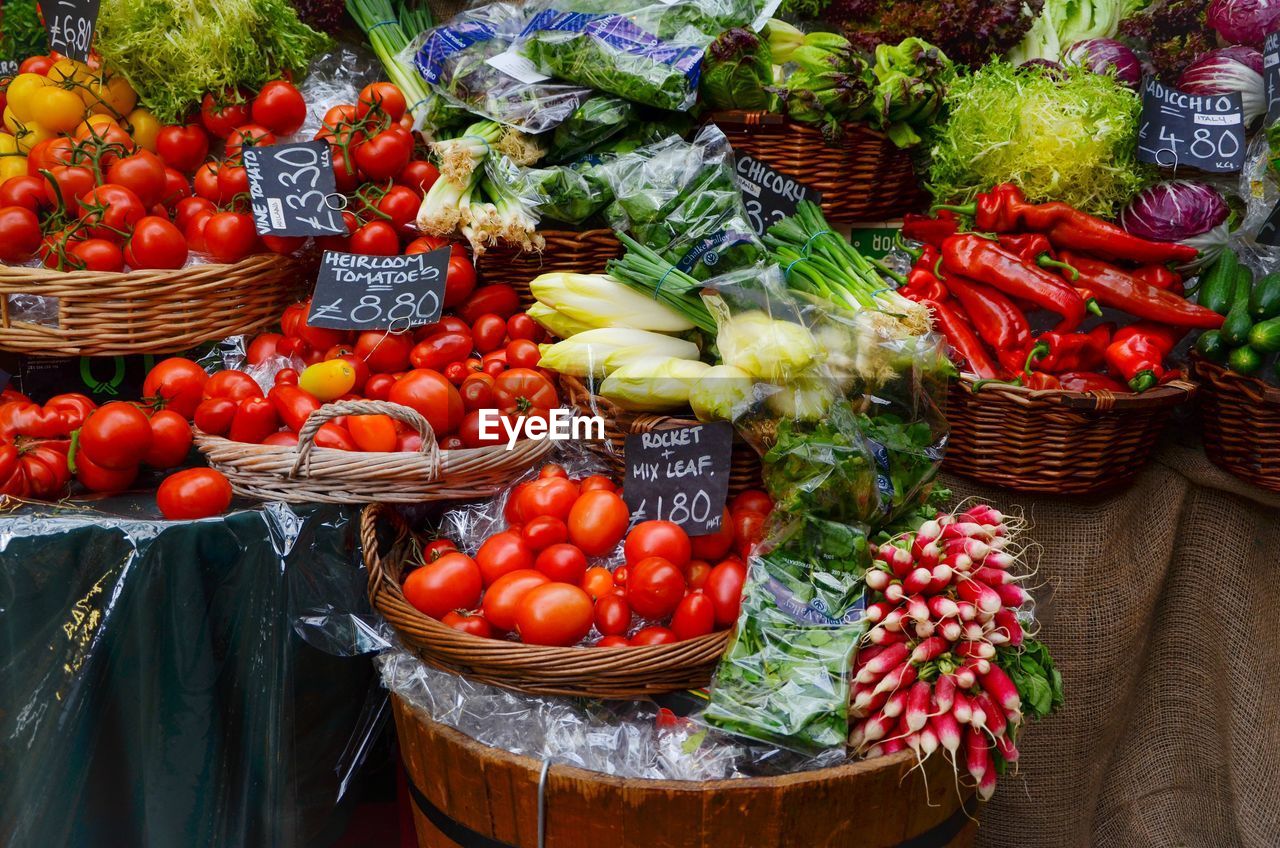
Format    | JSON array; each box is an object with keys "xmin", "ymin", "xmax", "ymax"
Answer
[
  {"xmin": 194, "ymin": 399, "xmax": 553, "ymax": 504},
  {"xmin": 1193, "ymin": 358, "xmax": 1280, "ymax": 493},
  {"xmin": 710, "ymin": 111, "xmax": 930, "ymax": 224},
  {"xmin": 364, "ymin": 502, "xmax": 732, "ymax": 698},
  {"xmin": 476, "ymin": 229, "xmax": 623, "ymax": 306},
  {"xmin": 943, "ymin": 376, "xmax": 1196, "ymax": 495},
  {"xmin": 559, "ymin": 374, "xmax": 764, "ymax": 496},
  {"xmin": 0, "ymin": 254, "xmax": 306, "ymax": 356}
]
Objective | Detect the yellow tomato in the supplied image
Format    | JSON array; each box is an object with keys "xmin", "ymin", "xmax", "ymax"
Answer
[
  {"xmin": 5, "ymin": 73, "xmax": 50, "ymax": 122},
  {"xmin": 8, "ymin": 117, "xmax": 52, "ymax": 153},
  {"xmin": 29, "ymin": 86, "xmax": 85, "ymax": 134},
  {"xmin": 74, "ymin": 113, "xmax": 117, "ymax": 140},
  {"xmin": 47, "ymin": 57, "xmax": 92, "ymax": 87},
  {"xmin": 0, "ymin": 134, "xmax": 16, "ymax": 155},
  {"xmin": 125, "ymin": 107, "xmax": 161, "ymax": 152},
  {"xmin": 87, "ymin": 70, "xmax": 137, "ymax": 118},
  {"xmin": 0, "ymin": 154, "xmax": 27, "ymax": 181},
  {"xmin": 299, "ymin": 360, "xmax": 357, "ymax": 401}
]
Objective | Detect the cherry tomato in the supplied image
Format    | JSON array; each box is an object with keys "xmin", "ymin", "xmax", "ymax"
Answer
[
  {"xmin": 363, "ymin": 373, "xmax": 395, "ymax": 402},
  {"xmin": 593, "ymin": 593, "xmax": 631, "ymax": 636},
  {"xmin": 376, "ymin": 184, "xmax": 420, "ymax": 232},
  {"xmin": 388, "ymin": 370, "xmax": 463, "ymax": 436},
  {"xmin": 216, "ymin": 160, "xmax": 249, "ymax": 200},
  {"xmin": 515, "ymin": 476, "xmax": 580, "ymax": 523},
  {"xmin": 0, "ymin": 175, "xmax": 50, "ymax": 212},
  {"xmin": 514, "ymin": 583, "xmax": 593, "ymax": 647},
  {"xmin": 313, "ymin": 421, "xmax": 356, "ymax": 451},
  {"xmin": 193, "ymin": 161, "xmax": 221, "ymax": 202},
  {"xmin": 670, "ymin": 593, "xmax": 715, "ymax": 641},
  {"xmin": 68, "ymin": 238, "xmax": 124, "ymax": 272},
  {"xmin": 125, "ymin": 216, "xmax": 188, "ymax": 269},
  {"xmin": 410, "ymin": 330, "xmax": 473, "ymax": 371},
  {"xmin": 705, "ymin": 559, "xmax": 747, "ymax": 628},
  {"xmin": 534, "ymin": 543, "xmax": 588, "ymax": 584},
  {"xmin": 357, "ymin": 82, "xmax": 408, "ymax": 122},
  {"xmin": 475, "ymin": 530, "xmax": 534, "ymax": 586},
  {"xmin": 203, "ymin": 211, "xmax": 259, "ymax": 263},
  {"xmin": 423, "ymin": 539, "xmax": 458, "ymax": 562},
  {"xmin": 200, "ymin": 88, "xmax": 251, "ymax": 138},
  {"xmin": 245, "ymin": 333, "xmax": 281, "ymax": 366},
  {"xmin": 624, "ymin": 521, "xmax": 691, "ymax": 569},
  {"xmin": 733, "ymin": 509, "xmax": 768, "ymax": 560},
  {"xmin": 595, "ymin": 635, "xmax": 631, "ymax": 648},
  {"xmin": 144, "ymin": 358, "xmax": 208, "ymax": 422},
  {"xmin": 568, "ymin": 490, "xmax": 629, "ymax": 557},
  {"xmin": 0, "ymin": 206, "xmax": 42, "ymax": 262},
  {"xmin": 396, "ymin": 159, "xmax": 439, "ymax": 196},
  {"xmin": 441, "ymin": 610, "xmax": 493, "ymax": 638},
  {"xmin": 354, "ymin": 125, "xmax": 413, "ymax": 181},
  {"xmin": 505, "ymin": 338, "xmax": 540, "ymax": 369},
  {"xmin": 251, "ymin": 80, "xmax": 307, "ymax": 135},
  {"xmin": 203, "ymin": 369, "xmax": 263, "ymax": 401},
  {"xmin": 160, "ymin": 167, "xmax": 191, "ymax": 207},
  {"xmin": 507, "ymin": 313, "xmax": 539, "ymax": 341},
  {"xmin": 458, "ymin": 409, "xmax": 506, "ymax": 449},
  {"xmin": 344, "ymin": 413, "xmax": 396, "ymax": 452},
  {"xmin": 690, "ymin": 509, "xmax": 734, "ymax": 562},
  {"xmin": 106, "ymin": 149, "xmax": 167, "ymax": 207},
  {"xmin": 402, "ymin": 551, "xmax": 482, "ymax": 619},
  {"xmin": 521, "ymin": 515, "xmax": 568, "ymax": 551},
  {"xmin": 627, "ymin": 557, "xmax": 686, "ymax": 619},
  {"xmin": 631, "ymin": 627, "xmax": 678, "ymax": 646},
  {"xmin": 732, "ymin": 490, "xmax": 773, "ymax": 516},
  {"xmin": 223, "ymin": 123, "xmax": 277, "ymax": 158},
  {"xmin": 350, "ymin": 220, "xmax": 399, "ymax": 255},
  {"xmin": 80, "ymin": 402, "xmax": 153, "ymax": 470},
  {"xmin": 75, "ymin": 449, "xmax": 139, "ymax": 493},
  {"xmin": 686, "ymin": 560, "xmax": 711, "ymax": 591},
  {"xmin": 481, "ymin": 569, "xmax": 549, "ymax": 631},
  {"xmin": 268, "ymin": 384, "xmax": 320, "ymax": 431},
  {"xmin": 445, "ymin": 253, "xmax": 478, "ymax": 308},
  {"xmin": 79, "ymin": 184, "xmax": 146, "ymax": 240},
  {"xmin": 143, "ymin": 409, "xmax": 193, "ymax": 468},
  {"xmin": 156, "ymin": 123, "xmax": 210, "ymax": 174},
  {"xmin": 459, "ymin": 285, "xmax": 520, "ymax": 324},
  {"xmin": 355, "ymin": 331, "xmax": 413, "ymax": 373},
  {"xmin": 454, "ymin": 370, "xmax": 494, "ymax": 410},
  {"xmin": 438, "ymin": 435, "xmax": 463, "ymax": 451},
  {"xmin": 580, "ymin": 566, "xmax": 614, "ymax": 600},
  {"xmin": 579, "ymin": 475, "xmax": 616, "ymax": 493},
  {"xmin": 470, "ymin": 314, "xmax": 508, "ymax": 354}
]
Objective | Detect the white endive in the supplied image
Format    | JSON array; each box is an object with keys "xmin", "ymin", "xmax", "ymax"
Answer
[
  {"xmin": 716, "ymin": 310, "xmax": 820, "ymax": 382},
  {"xmin": 688, "ymin": 364, "xmax": 757, "ymax": 422},
  {"xmin": 526, "ymin": 303, "xmax": 593, "ymax": 339},
  {"xmin": 530, "ymin": 272, "xmax": 696, "ymax": 332},
  {"xmin": 537, "ymin": 329, "xmax": 700, "ymax": 378},
  {"xmin": 765, "ymin": 378, "xmax": 833, "ymax": 422},
  {"xmin": 599, "ymin": 357, "xmax": 712, "ymax": 412}
]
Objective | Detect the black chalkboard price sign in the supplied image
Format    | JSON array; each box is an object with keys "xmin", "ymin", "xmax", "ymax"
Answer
[
  {"xmin": 241, "ymin": 141, "xmax": 347, "ymax": 237},
  {"xmin": 307, "ymin": 249, "xmax": 450, "ymax": 331},
  {"xmin": 45, "ymin": 0, "xmax": 100, "ymax": 63},
  {"xmin": 1137, "ymin": 77, "xmax": 1246, "ymax": 173},
  {"xmin": 735, "ymin": 154, "xmax": 823, "ymax": 237},
  {"xmin": 1266, "ymin": 30, "xmax": 1280, "ymax": 124},
  {"xmin": 623, "ymin": 422, "xmax": 734, "ymax": 536}
]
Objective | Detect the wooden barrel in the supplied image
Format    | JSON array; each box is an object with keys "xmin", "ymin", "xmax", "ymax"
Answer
[{"xmin": 392, "ymin": 694, "xmax": 979, "ymax": 848}]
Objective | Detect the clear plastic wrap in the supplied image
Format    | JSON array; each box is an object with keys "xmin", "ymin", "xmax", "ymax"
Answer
[
  {"xmin": 1235, "ymin": 132, "xmax": 1280, "ymax": 276},
  {"xmin": 414, "ymin": 2, "xmax": 595, "ymax": 133},
  {"xmin": 542, "ymin": 95, "xmax": 634, "ymax": 163},
  {"xmin": 598, "ymin": 125, "xmax": 766, "ymax": 279},
  {"xmin": 489, "ymin": 153, "xmax": 615, "ymax": 227},
  {"xmin": 518, "ymin": 0, "xmax": 765, "ymax": 111}
]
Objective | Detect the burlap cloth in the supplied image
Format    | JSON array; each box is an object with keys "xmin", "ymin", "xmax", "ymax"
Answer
[{"xmin": 944, "ymin": 441, "xmax": 1280, "ymax": 848}]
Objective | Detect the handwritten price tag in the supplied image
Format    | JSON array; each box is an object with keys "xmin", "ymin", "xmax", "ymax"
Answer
[
  {"xmin": 307, "ymin": 249, "xmax": 450, "ymax": 331},
  {"xmin": 624, "ymin": 422, "xmax": 733, "ymax": 536},
  {"xmin": 1138, "ymin": 77, "xmax": 1245, "ymax": 173},
  {"xmin": 242, "ymin": 141, "xmax": 347, "ymax": 237},
  {"xmin": 45, "ymin": 0, "xmax": 100, "ymax": 63},
  {"xmin": 735, "ymin": 153, "xmax": 822, "ymax": 238}
]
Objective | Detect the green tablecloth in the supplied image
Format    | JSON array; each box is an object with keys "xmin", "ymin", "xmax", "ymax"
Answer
[{"xmin": 0, "ymin": 496, "xmax": 377, "ymax": 848}]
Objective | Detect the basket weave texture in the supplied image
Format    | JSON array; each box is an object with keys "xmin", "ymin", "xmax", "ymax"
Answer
[
  {"xmin": 477, "ymin": 229, "xmax": 623, "ymax": 306},
  {"xmin": 710, "ymin": 111, "xmax": 930, "ymax": 224},
  {"xmin": 195, "ymin": 399, "xmax": 552, "ymax": 504},
  {"xmin": 0, "ymin": 254, "xmax": 306, "ymax": 356},
  {"xmin": 1193, "ymin": 357, "xmax": 1280, "ymax": 493},
  {"xmin": 364, "ymin": 502, "xmax": 732, "ymax": 698},
  {"xmin": 942, "ymin": 376, "xmax": 1195, "ymax": 495},
  {"xmin": 559, "ymin": 374, "xmax": 764, "ymax": 496}
]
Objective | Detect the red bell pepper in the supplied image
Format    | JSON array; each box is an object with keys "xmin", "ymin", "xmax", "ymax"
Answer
[
  {"xmin": 1059, "ymin": 252, "xmax": 1223, "ymax": 329},
  {"xmin": 901, "ymin": 210, "xmax": 960, "ymax": 248},
  {"xmin": 902, "ymin": 247, "xmax": 948, "ymax": 301},
  {"xmin": 924, "ymin": 298, "xmax": 1001, "ymax": 380},
  {"xmin": 1105, "ymin": 333, "xmax": 1166, "ymax": 392},
  {"xmin": 1024, "ymin": 324, "xmax": 1112, "ymax": 373},
  {"xmin": 940, "ymin": 234, "xmax": 1088, "ymax": 331}
]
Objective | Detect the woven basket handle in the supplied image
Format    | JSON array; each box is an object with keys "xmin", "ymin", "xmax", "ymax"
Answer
[{"xmin": 290, "ymin": 399, "xmax": 441, "ymax": 479}]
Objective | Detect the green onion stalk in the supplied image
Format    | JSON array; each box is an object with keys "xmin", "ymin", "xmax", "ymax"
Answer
[
  {"xmin": 347, "ymin": 0, "xmax": 439, "ymax": 129},
  {"xmin": 479, "ymin": 173, "xmax": 543, "ymax": 253},
  {"xmin": 607, "ymin": 234, "xmax": 717, "ymax": 334},
  {"xmin": 416, "ymin": 167, "xmax": 481, "ymax": 244},
  {"xmin": 765, "ymin": 201, "xmax": 930, "ymax": 335}
]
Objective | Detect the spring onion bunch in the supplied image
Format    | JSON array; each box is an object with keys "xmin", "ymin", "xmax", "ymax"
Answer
[
  {"xmin": 606, "ymin": 234, "xmax": 717, "ymax": 334},
  {"xmin": 432, "ymin": 119, "xmax": 543, "ymax": 185},
  {"xmin": 346, "ymin": 0, "xmax": 439, "ymax": 128}
]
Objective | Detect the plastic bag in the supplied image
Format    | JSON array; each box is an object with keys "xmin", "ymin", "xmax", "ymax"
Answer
[
  {"xmin": 517, "ymin": 0, "xmax": 764, "ymax": 111},
  {"xmin": 414, "ymin": 2, "xmax": 594, "ymax": 133},
  {"xmin": 542, "ymin": 95, "xmax": 634, "ymax": 163},
  {"xmin": 489, "ymin": 154, "xmax": 616, "ymax": 226},
  {"xmin": 598, "ymin": 125, "xmax": 767, "ymax": 279}
]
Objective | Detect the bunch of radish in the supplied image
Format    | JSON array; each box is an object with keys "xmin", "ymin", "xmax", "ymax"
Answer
[{"xmin": 850, "ymin": 503, "xmax": 1031, "ymax": 801}]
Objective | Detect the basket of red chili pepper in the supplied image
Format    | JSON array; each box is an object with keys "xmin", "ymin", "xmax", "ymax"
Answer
[{"xmin": 899, "ymin": 184, "xmax": 1214, "ymax": 494}]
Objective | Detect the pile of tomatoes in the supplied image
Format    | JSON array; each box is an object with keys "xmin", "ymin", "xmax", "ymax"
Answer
[
  {"xmin": 402, "ymin": 464, "xmax": 774, "ymax": 648},
  {"xmin": 0, "ymin": 53, "xmax": 446, "ymax": 272}
]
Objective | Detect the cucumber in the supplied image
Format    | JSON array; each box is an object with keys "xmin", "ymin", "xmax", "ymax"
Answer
[
  {"xmin": 1197, "ymin": 247, "xmax": 1238, "ymax": 314},
  {"xmin": 1220, "ymin": 266, "xmax": 1255, "ymax": 346},
  {"xmin": 1195, "ymin": 329, "xmax": 1229, "ymax": 363},
  {"xmin": 1249, "ymin": 271, "xmax": 1280, "ymax": 320},
  {"xmin": 1248, "ymin": 316, "xmax": 1280, "ymax": 353},
  {"xmin": 1228, "ymin": 345, "xmax": 1263, "ymax": 375}
]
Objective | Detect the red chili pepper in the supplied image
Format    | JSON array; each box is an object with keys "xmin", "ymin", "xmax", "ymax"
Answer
[
  {"xmin": 1025, "ymin": 324, "xmax": 1112, "ymax": 373},
  {"xmin": 944, "ymin": 274, "xmax": 1030, "ymax": 353},
  {"xmin": 924, "ymin": 298, "xmax": 1001, "ymax": 379},
  {"xmin": 902, "ymin": 250, "xmax": 949, "ymax": 301},
  {"xmin": 940, "ymin": 234, "xmax": 1088, "ymax": 331},
  {"xmin": 1057, "ymin": 371, "xmax": 1129, "ymax": 392},
  {"xmin": 1024, "ymin": 372, "xmax": 1061, "ymax": 390},
  {"xmin": 1105, "ymin": 333, "xmax": 1166, "ymax": 392},
  {"xmin": 901, "ymin": 210, "xmax": 959, "ymax": 248},
  {"xmin": 1059, "ymin": 251, "xmax": 1223, "ymax": 328},
  {"xmin": 937, "ymin": 184, "xmax": 1199, "ymax": 264}
]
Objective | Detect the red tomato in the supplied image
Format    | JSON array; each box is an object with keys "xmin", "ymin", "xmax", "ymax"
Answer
[
  {"xmin": 314, "ymin": 421, "xmax": 356, "ymax": 450},
  {"xmin": 593, "ymin": 593, "xmax": 631, "ymax": 636},
  {"xmin": 505, "ymin": 338, "xmax": 540, "ymax": 369},
  {"xmin": 223, "ymin": 123, "xmax": 277, "ymax": 158},
  {"xmin": 27, "ymin": 138, "xmax": 74, "ymax": 174},
  {"xmin": 627, "ymin": 557, "xmax": 686, "ymax": 619},
  {"xmin": 18, "ymin": 55, "xmax": 55, "ymax": 75},
  {"xmin": 160, "ymin": 167, "xmax": 191, "ymax": 207},
  {"xmin": 348, "ymin": 414, "xmax": 398, "ymax": 452},
  {"xmin": 106, "ymin": 150, "xmax": 167, "ymax": 207},
  {"xmin": 579, "ymin": 475, "xmax": 616, "ymax": 493},
  {"xmin": 580, "ymin": 566, "xmax": 614, "ymax": 600},
  {"xmin": 458, "ymin": 410, "xmax": 506, "ymax": 449},
  {"xmin": 538, "ymin": 464, "xmax": 567, "ymax": 479},
  {"xmin": 193, "ymin": 398, "xmax": 236, "ymax": 435},
  {"xmin": 732, "ymin": 490, "xmax": 773, "ymax": 516},
  {"xmin": 204, "ymin": 211, "xmax": 259, "ymax": 263},
  {"xmin": 364, "ymin": 373, "xmax": 396, "ymax": 401},
  {"xmin": 354, "ymin": 125, "xmax": 413, "ymax": 181},
  {"xmin": 377, "ymin": 185, "xmax": 420, "ymax": 232},
  {"xmin": 0, "ymin": 175, "xmax": 51, "ymax": 212},
  {"xmin": 350, "ymin": 220, "xmax": 400, "ymax": 255},
  {"xmin": 686, "ymin": 560, "xmax": 711, "ymax": 590},
  {"xmin": 441, "ymin": 610, "xmax": 493, "ymax": 638},
  {"xmin": 396, "ymin": 159, "xmax": 440, "ymax": 196},
  {"xmin": 624, "ymin": 520, "xmax": 691, "ymax": 569},
  {"xmin": 515, "ymin": 476, "xmax": 580, "ymax": 523},
  {"xmin": 193, "ymin": 162, "xmax": 221, "ymax": 202},
  {"xmin": 423, "ymin": 538, "xmax": 458, "ymax": 562},
  {"xmin": 203, "ymin": 369, "xmax": 263, "ymax": 401},
  {"xmin": 156, "ymin": 468, "xmax": 233, "ymax": 518},
  {"xmin": 251, "ymin": 80, "xmax": 307, "ymax": 135},
  {"xmin": 200, "ymin": 89, "xmax": 251, "ymax": 138},
  {"xmin": 245, "ymin": 333, "xmax": 282, "ymax": 365},
  {"xmin": 263, "ymin": 431, "xmax": 299, "ymax": 446},
  {"xmin": 0, "ymin": 206, "xmax": 43, "ymax": 263},
  {"xmin": 458, "ymin": 285, "xmax": 520, "ymax": 324},
  {"xmin": 567, "ymin": 490, "xmax": 629, "ymax": 557},
  {"xmin": 322, "ymin": 104, "xmax": 357, "ymax": 131},
  {"xmin": 631, "ymin": 626, "xmax": 677, "ymax": 646},
  {"xmin": 388, "ymin": 370, "xmax": 463, "ymax": 436},
  {"xmin": 261, "ymin": 234, "xmax": 304, "ymax": 255},
  {"xmin": 492, "ymin": 369, "xmax": 557, "ymax": 416},
  {"xmin": 228, "ymin": 397, "xmax": 279, "ymax": 444},
  {"xmin": 79, "ymin": 184, "xmax": 146, "ymax": 240},
  {"xmin": 144, "ymin": 410, "xmax": 193, "ymax": 468},
  {"xmin": 596, "ymin": 635, "xmax": 631, "ymax": 648},
  {"xmin": 268, "ymin": 384, "xmax": 320, "ymax": 431},
  {"xmin": 445, "ymin": 253, "xmax": 478, "ymax": 308},
  {"xmin": 216, "ymin": 161, "xmax": 249, "ymax": 199},
  {"xmin": 507, "ymin": 313, "xmax": 539, "ymax": 341},
  {"xmin": 475, "ymin": 530, "xmax": 534, "ymax": 586},
  {"xmin": 355, "ymin": 331, "xmax": 413, "ymax": 373},
  {"xmin": 670, "ymin": 593, "xmax": 715, "ymax": 640},
  {"xmin": 481, "ymin": 569, "xmax": 549, "ymax": 631},
  {"xmin": 438, "ymin": 435, "xmax": 463, "ymax": 450},
  {"xmin": 705, "ymin": 559, "xmax": 747, "ymax": 628},
  {"xmin": 357, "ymin": 82, "xmax": 408, "ymax": 122},
  {"xmin": 690, "ymin": 509, "xmax": 734, "ymax": 561},
  {"xmin": 42, "ymin": 165, "xmax": 95, "ymax": 216},
  {"xmin": 125, "ymin": 216, "xmax": 188, "ymax": 269},
  {"xmin": 76, "ymin": 449, "xmax": 139, "ymax": 493},
  {"xmin": 534, "ymin": 543, "xmax": 587, "ymax": 584},
  {"xmin": 79, "ymin": 402, "xmax": 153, "ymax": 470},
  {"xmin": 410, "ymin": 330, "xmax": 473, "ymax": 371},
  {"xmin": 329, "ymin": 146, "xmax": 362, "ymax": 192},
  {"xmin": 68, "ymin": 238, "xmax": 124, "ymax": 272},
  {"xmin": 521, "ymin": 515, "xmax": 568, "ymax": 551},
  {"xmin": 402, "ymin": 551, "xmax": 482, "ymax": 619},
  {"xmin": 514, "ymin": 583, "xmax": 593, "ymax": 647},
  {"xmin": 471, "ymin": 314, "xmax": 508, "ymax": 354},
  {"xmin": 733, "ymin": 509, "xmax": 768, "ymax": 560},
  {"xmin": 156, "ymin": 123, "xmax": 210, "ymax": 173}
]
